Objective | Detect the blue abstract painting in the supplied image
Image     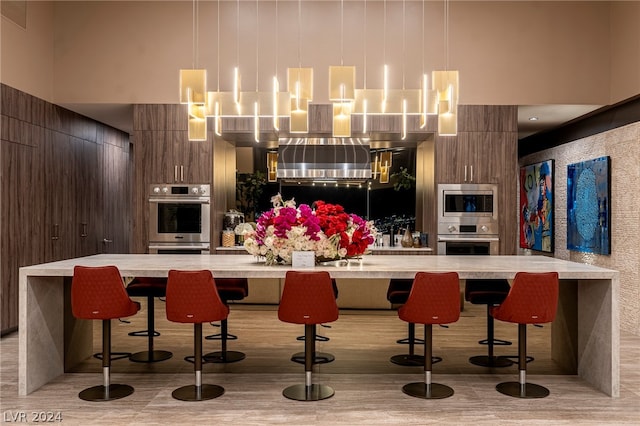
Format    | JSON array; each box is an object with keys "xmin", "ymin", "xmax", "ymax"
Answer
[
  {"xmin": 567, "ymin": 156, "xmax": 611, "ymax": 254},
  {"xmin": 520, "ymin": 160, "xmax": 554, "ymax": 252}
]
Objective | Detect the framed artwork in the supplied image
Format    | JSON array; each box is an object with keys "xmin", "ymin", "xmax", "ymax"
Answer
[
  {"xmin": 519, "ymin": 160, "xmax": 554, "ymax": 252},
  {"xmin": 567, "ymin": 156, "xmax": 611, "ymax": 255}
]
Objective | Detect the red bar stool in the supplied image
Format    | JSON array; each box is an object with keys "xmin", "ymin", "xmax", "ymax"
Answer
[
  {"xmin": 387, "ymin": 279, "xmax": 425, "ymax": 366},
  {"xmin": 465, "ymin": 279, "xmax": 513, "ymax": 368},
  {"xmin": 278, "ymin": 271, "xmax": 339, "ymax": 401},
  {"xmin": 125, "ymin": 277, "xmax": 173, "ymax": 363},
  {"xmin": 165, "ymin": 270, "xmax": 228, "ymax": 401},
  {"xmin": 291, "ymin": 278, "xmax": 339, "ymax": 365},
  {"xmin": 71, "ymin": 265, "xmax": 140, "ymax": 401},
  {"xmin": 399, "ymin": 272, "xmax": 460, "ymax": 399},
  {"xmin": 491, "ymin": 272, "xmax": 559, "ymax": 398},
  {"xmin": 204, "ymin": 278, "xmax": 248, "ymax": 363}
]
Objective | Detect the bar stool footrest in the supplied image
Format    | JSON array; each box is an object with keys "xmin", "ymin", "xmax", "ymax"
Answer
[
  {"xmin": 390, "ymin": 354, "xmax": 441, "ymax": 366},
  {"xmin": 291, "ymin": 351, "xmax": 335, "ymax": 365},
  {"xmin": 93, "ymin": 352, "xmax": 131, "ymax": 361},
  {"xmin": 129, "ymin": 350, "xmax": 173, "ymax": 363},
  {"xmin": 203, "ymin": 350, "xmax": 246, "ymax": 363}
]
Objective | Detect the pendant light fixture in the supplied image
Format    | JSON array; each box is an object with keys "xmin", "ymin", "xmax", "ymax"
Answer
[
  {"xmin": 433, "ymin": 0, "xmax": 459, "ymax": 136},
  {"xmin": 180, "ymin": 0, "xmax": 207, "ymax": 141},
  {"xmin": 288, "ymin": 0, "xmax": 313, "ymax": 133},
  {"xmin": 253, "ymin": 0, "xmax": 259, "ymax": 143},
  {"xmin": 204, "ymin": 0, "xmax": 222, "ymax": 136},
  {"xmin": 420, "ymin": 0, "xmax": 437, "ymax": 128},
  {"xmin": 330, "ymin": 0, "xmax": 355, "ymax": 137}
]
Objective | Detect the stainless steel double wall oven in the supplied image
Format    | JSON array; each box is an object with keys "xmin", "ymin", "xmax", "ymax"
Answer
[
  {"xmin": 148, "ymin": 184, "xmax": 210, "ymax": 254},
  {"xmin": 436, "ymin": 183, "xmax": 499, "ymax": 255}
]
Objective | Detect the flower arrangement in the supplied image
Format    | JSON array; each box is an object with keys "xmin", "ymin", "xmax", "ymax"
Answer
[{"xmin": 243, "ymin": 194, "xmax": 377, "ymax": 265}]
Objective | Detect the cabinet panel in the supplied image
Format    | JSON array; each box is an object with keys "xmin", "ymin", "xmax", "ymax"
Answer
[{"xmin": 101, "ymin": 140, "xmax": 131, "ymax": 254}]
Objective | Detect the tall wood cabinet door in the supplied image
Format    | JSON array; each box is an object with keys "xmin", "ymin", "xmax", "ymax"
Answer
[
  {"xmin": 179, "ymin": 135, "xmax": 212, "ymax": 184},
  {"xmin": 147, "ymin": 130, "xmax": 174, "ymax": 184},
  {"xmin": 436, "ymin": 137, "xmax": 468, "ymax": 183},
  {"xmin": 466, "ymin": 133, "xmax": 502, "ymax": 184},
  {"xmin": 101, "ymin": 141, "xmax": 131, "ymax": 254},
  {"xmin": 75, "ymin": 139, "xmax": 102, "ymax": 256},
  {"xmin": 0, "ymin": 141, "xmax": 38, "ymax": 331},
  {"xmin": 43, "ymin": 131, "xmax": 74, "ymax": 262}
]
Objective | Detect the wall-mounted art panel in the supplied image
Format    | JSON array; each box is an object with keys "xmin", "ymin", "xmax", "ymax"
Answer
[
  {"xmin": 520, "ymin": 159, "xmax": 554, "ymax": 252},
  {"xmin": 567, "ymin": 156, "xmax": 611, "ymax": 255}
]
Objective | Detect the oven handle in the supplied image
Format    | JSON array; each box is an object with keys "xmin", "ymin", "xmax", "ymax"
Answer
[
  {"xmin": 437, "ymin": 236, "xmax": 499, "ymax": 242},
  {"xmin": 148, "ymin": 198, "xmax": 210, "ymax": 204},
  {"xmin": 148, "ymin": 244, "xmax": 210, "ymax": 250}
]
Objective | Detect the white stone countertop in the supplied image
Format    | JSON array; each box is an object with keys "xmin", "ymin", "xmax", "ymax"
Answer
[{"xmin": 20, "ymin": 253, "xmax": 617, "ymax": 281}]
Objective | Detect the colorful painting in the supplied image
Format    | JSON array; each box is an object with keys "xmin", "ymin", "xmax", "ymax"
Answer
[
  {"xmin": 520, "ymin": 160, "xmax": 554, "ymax": 252},
  {"xmin": 567, "ymin": 156, "xmax": 611, "ymax": 255}
]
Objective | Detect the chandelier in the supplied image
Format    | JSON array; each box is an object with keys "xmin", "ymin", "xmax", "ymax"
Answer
[{"xmin": 179, "ymin": 0, "xmax": 459, "ymax": 141}]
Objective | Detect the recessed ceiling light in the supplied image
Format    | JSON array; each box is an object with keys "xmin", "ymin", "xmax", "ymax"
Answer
[{"xmin": 529, "ymin": 116, "xmax": 539, "ymax": 121}]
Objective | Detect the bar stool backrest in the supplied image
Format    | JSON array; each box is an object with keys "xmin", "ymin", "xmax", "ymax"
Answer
[
  {"xmin": 71, "ymin": 265, "xmax": 139, "ymax": 320},
  {"xmin": 278, "ymin": 271, "xmax": 339, "ymax": 325},
  {"xmin": 491, "ymin": 272, "xmax": 559, "ymax": 324},
  {"xmin": 165, "ymin": 270, "xmax": 229, "ymax": 324},
  {"xmin": 399, "ymin": 272, "xmax": 460, "ymax": 325}
]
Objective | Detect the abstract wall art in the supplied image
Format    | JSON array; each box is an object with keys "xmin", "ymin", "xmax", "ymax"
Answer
[
  {"xmin": 520, "ymin": 160, "xmax": 554, "ymax": 252},
  {"xmin": 567, "ymin": 156, "xmax": 611, "ymax": 255}
]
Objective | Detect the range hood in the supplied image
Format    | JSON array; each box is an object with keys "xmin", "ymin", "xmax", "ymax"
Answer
[{"xmin": 276, "ymin": 138, "xmax": 371, "ymax": 180}]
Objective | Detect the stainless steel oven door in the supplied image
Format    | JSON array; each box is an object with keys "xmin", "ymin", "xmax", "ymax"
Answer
[
  {"xmin": 148, "ymin": 242, "xmax": 210, "ymax": 254},
  {"xmin": 148, "ymin": 197, "xmax": 210, "ymax": 243},
  {"xmin": 437, "ymin": 236, "xmax": 499, "ymax": 255}
]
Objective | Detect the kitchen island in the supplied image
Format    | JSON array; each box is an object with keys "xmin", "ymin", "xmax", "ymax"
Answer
[{"xmin": 19, "ymin": 254, "xmax": 618, "ymax": 396}]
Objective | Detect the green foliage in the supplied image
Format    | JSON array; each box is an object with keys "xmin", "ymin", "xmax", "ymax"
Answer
[
  {"xmin": 236, "ymin": 170, "xmax": 266, "ymax": 221},
  {"xmin": 391, "ymin": 167, "xmax": 416, "ymax": 191}
]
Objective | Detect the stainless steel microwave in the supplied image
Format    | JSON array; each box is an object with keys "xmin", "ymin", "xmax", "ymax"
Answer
[{"xmin": 437, "ymin": 183, "xmax": 499, "ymax": 236}]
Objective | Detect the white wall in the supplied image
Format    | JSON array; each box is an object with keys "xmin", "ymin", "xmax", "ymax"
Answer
[{"xmin": 520, "ymin": 122, "xmax": 640, "ymax": 335}]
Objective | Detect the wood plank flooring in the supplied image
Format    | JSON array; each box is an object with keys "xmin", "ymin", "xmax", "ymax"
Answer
[{"xmin": 2, "ymin": 302, "xmax": 639, "ymax": 425}]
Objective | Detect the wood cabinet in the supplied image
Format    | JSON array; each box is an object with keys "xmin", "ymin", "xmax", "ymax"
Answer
[
  {"xmin": 0, "ymin": 84, "xmax": 131, "ymax": 333},
  {"xmin": 131, "ymin": 104, "xmax": 213, "ymax": 253},
  {"xmin": 434, "ymin": 105, "xmax": 518, "ymax": 255}
]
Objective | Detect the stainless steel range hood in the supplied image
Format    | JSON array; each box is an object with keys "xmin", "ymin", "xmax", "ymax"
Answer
[{"xmin": 276, "ymin": 138, "xmax": 371, "ymax": 179}]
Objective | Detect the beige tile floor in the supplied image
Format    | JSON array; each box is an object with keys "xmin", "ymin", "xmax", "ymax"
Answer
[{"xmin": 2, "ymin": 302, "xmax": 639, "ymax": 425}]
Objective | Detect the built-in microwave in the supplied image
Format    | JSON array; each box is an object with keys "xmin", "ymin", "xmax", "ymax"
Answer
[
  {"xmin": 437, "ymin": 183, "xmax": 499, "ymax": 239},
  {"xmin": 148, "ymin": 184, "xmax": 210, "ymax": 246}
]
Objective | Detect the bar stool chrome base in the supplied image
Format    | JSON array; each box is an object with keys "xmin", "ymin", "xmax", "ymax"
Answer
[
  {"xmin": 172, "ymin": 384, "xmax": 225, "ymax": 401},
  {"xmin": 291, "ymin": 351, "xmax": 334, "ymax": 364},
  {"xmin": 283, "ymin": 384, "xmax": 334, "ymax": 401},
  {"xmin": 469, "ymin": 355, "xmax": 513, "ymax": 368},
  {"xmin": 496, "ymin": 381, "xmax": 550, "ymax": 398},
  {"xmin": 129, "ymin": 350, "xmax": 173, "ymax": 363},
  {"xmin": 402, "ymin": 382, "xmax": 454, "ymax": 399},
  {"xmin": 203, "ymin": 350, "xmax": 245, "ymax": 363},
  {"xmin": 79, "ymin": 384, "xmax": 134, "ymax": 402}
]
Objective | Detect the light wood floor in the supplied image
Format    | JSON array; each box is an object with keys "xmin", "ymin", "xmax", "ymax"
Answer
[{"xmin": 2, "ymin": 301, "xmax": 639, "ymax": 425}]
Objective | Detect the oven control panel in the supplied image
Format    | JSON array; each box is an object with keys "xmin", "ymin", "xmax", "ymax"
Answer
[{"xmin": 150, "ymin": 184, "xmax": 210, "ymax": 197}]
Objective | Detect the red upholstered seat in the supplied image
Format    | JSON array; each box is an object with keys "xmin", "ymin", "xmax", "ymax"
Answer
[
  {"xmin": 166, "ymin": 270, "xmax": 229, "ymax": 324},
  {"xmin": 398, "ymin": 272, "xmax": 460, "ymax": 399},
  {"xmin": 70, "ymin": 265, "xmax": 140, "ymax": 401},
  {"xmin": 278, "ymin": 271, "xmax": 339, "ymax": 325},
  {"xmin": 72, "ymin": 265, "xmax": 140, "ymax": 320},
  {"xmin": 126, "ymin": 277, "xmax": 168, "ymax": 298},
  {"xmin": 399, "ymin": 272, "xmax": 460, "ymax": 326},
  {"xmin": 490, "ymin": 272, "xmax": 559, "ymax": 398},
  {"xmin": 164, "ymin": 270, "xmax": 228, "ymax": 401},
  {"xmin": 278, "ymin": 271, "xmax": 339, "ymax": 401},
  {"xmin": 490, "ymin": 272, "xmax": 559, "ymax": 325}
]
